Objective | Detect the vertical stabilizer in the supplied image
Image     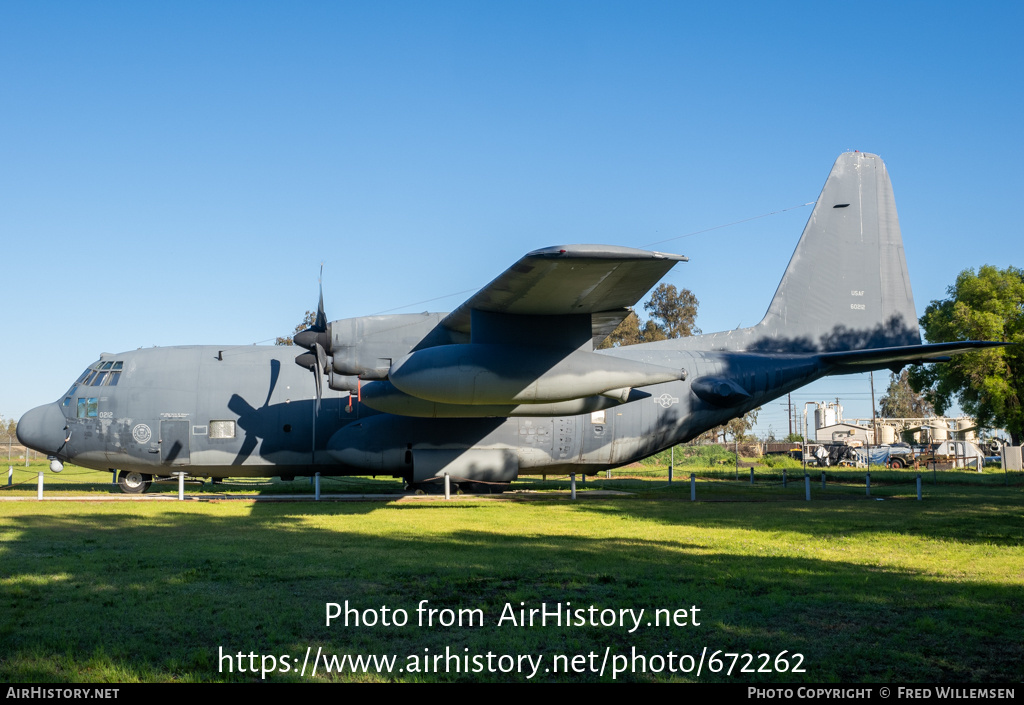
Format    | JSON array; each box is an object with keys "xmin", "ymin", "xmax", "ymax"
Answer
[{"xmin": 679, "ymin": 152, "xmax": 921, "ymax": 353}]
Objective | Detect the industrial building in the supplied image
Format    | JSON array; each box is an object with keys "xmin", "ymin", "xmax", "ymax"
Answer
[{"xmin": 806, "ymin": 401, "xmax": 984, "ymax": 445}]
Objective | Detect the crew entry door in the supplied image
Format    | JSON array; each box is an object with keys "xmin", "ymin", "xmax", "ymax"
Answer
[{"xmin": 160, "ymin": 420, "xmax": 191, "ymax": 465}]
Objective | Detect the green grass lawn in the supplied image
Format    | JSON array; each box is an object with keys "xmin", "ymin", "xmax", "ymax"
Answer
[{"xmin": 1, "ymin": 460, "xmax": 1021, "ymax": 683}]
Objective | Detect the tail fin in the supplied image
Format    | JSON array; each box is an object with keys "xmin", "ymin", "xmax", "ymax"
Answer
[{"xmin": 685, "ymin": 152, "xmax": 921, "ymax": 353}]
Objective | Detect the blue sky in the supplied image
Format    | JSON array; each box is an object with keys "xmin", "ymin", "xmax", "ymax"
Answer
[{"xmin": 2, "ymin": 1, "xmax": 1022, "ymax": 436}]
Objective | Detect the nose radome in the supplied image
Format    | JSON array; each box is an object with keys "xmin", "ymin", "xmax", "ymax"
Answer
[{"xmin": 17, "ymin": 403, "xmax": 68, "ymax": 456}]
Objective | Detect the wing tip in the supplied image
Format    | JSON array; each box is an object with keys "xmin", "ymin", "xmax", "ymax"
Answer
[{"xmin": 527, "ymin": 244, "xmax": 688, "ymax": 262}]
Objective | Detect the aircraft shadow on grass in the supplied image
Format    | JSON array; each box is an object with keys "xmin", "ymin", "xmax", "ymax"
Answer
[{"xmin": 2, "ymin": 511, "xmax": 1020, "ymax": 681}]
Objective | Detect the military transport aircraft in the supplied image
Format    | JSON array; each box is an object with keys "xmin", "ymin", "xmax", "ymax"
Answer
[{"xmin": 17, "ymin": 152, "xmax": 998, "ymax": 493}]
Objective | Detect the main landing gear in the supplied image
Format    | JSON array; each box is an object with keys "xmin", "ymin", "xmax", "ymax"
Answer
[
  {"xmin": 117, "ymin": 470, "xmax": 152, "ymax": 494},
  {"xmin": 404, "ymin": 479, "xmax": 510, "ymax": 495}
]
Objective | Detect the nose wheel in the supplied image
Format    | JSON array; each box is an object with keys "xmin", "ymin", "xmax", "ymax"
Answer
[{"xmin": 117, "ymin": 470, "xmax": 152, "ymax": 494}]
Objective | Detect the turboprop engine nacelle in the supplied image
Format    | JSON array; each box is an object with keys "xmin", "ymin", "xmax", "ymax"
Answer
[
  {"xmin": 329, "ymin": 313, "xmax": 463, "ymax": 379},
  {"xmin": 388, "ymin": 344, "xmax": 684, "ymax": 405}
]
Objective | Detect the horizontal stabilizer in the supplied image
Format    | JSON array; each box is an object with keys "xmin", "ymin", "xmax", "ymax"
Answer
[{"xmin": 821, "ymin": 341, "xmax": 1007, "ymax": 369}]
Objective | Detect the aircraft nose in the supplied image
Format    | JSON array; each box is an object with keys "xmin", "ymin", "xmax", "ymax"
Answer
[{"xmin": 17, "ymin": 403, "xmax": 68, "ymax": 456}]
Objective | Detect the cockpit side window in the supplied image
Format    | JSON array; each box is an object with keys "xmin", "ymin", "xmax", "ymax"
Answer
[{"xmin": 77, "ymin": 398, "xmax": 98, "ymax": 419}]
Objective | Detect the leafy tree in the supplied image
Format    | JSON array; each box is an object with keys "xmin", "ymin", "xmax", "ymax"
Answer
[
  {"xmin": 600, "ymin": 311, "xmax": 643, "ymax": 348},
  {"xmin": 879, "ymin": 369, "xmax": 934, "ymax": 418},
  {"xmin": 907, "ymin": 265, "xmax": 1024, "ymax": 444},
  {"xmin": 644, "ymin": 283, "xmax": 700, "ymax": 338},
  {"xmin": 276, "ymin": 310, "xmax": 318, "ymax": 346},
  {"xmin": 700, "ymin": 407, "xmax": 761, "ymax": 443},
  {"xmin": 725, "ymin": 410, "xmax": 759, "ymax": 442},
  {"xmin": 1, "ymin": 416, "xmax": 16, "ymax": 462},
  {"xmin": 599, "ymin": 283, "xmax": 698, "ymax": 349}
]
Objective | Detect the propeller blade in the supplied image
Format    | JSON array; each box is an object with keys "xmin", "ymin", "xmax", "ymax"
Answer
[
  {"xmin": 294, "ymin": 269, "xmax": 329, "ymax": 351},
  {"xmin": 313, "ymin": 263, "xmax": 326, "ymax": 332},
  {"xmin": 316, "ymin": 342, "xmax": 328, "ymax": 374},
  {"xmin": 294, "ymin": 266, "xmax": 328, "ymax": 463},
  {"xmin": 314, "ymin": 362, "xmax": 323, "ymax": 409}
]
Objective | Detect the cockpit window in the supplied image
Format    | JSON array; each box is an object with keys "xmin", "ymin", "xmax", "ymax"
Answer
[
  {"xmin": 77, "ymin": 398, "xmax": 98, "ymax": 419},
  {"xmin": 85, "ymin": 362, "xmax": 124, "ymax": 385}
]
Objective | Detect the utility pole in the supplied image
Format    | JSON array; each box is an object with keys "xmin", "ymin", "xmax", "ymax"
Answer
[
  {"xmin": 788, "ymin": 393, "xmax": 793, "ymax": 438},
  {"xmin": 869, "ymin": 372, "xmax": 878, "ymax": 442},
  {"xmin": 869, "ymin": 371, "xmax": 878, "ymax": 468}
]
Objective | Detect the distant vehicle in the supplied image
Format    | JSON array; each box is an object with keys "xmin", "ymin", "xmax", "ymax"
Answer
[{"xmin": 882, "ymin": 443, "xmax": 915, "ymax": 468}]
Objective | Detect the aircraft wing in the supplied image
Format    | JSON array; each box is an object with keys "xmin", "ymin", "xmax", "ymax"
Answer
[{"xmin": 440, "ymin": 245, "xmax": 687, "ymax": 339}]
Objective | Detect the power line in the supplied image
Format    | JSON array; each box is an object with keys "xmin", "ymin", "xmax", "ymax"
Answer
[{"xmin": 641, "ymin": 202, "xmax": 815, "ymax": 248}]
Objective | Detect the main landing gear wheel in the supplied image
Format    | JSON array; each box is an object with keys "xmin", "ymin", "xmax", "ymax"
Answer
[
  {"xmin": 456, "ymin": 481, "xmax": 509, "ymax": 495},
  {"xmin": 405, "ymin": 481, "xmax": 446, "ymax": 495},
  {"xmin": 404, "ymin": 480, "xmax": 508, "ymax": 495},
  {"xmin": 118, "ymin": 470, "xmax": 152, "ymax": 494}
]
